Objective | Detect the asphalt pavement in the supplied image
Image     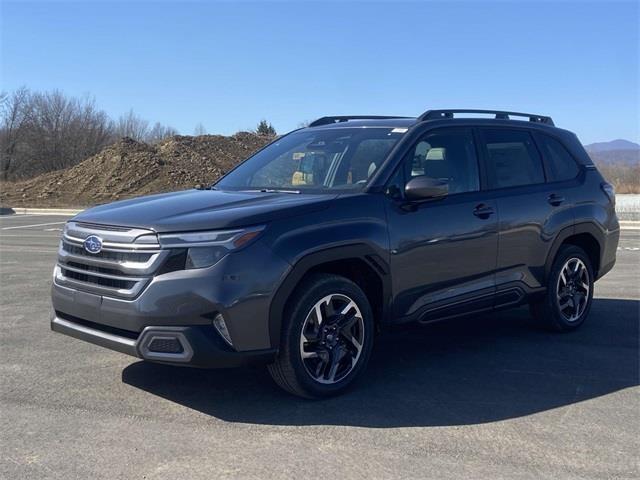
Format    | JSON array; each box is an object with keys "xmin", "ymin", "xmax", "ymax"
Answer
[{"xmin": 1, "ymin": 214, "xmax": 638, "ymax": 479}]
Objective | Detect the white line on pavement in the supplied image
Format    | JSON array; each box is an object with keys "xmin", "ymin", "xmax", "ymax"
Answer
[
  {"xmin": 0, "ymin": 214, "xmax": 39, "ymax": 219},
  {"xmin": 0, "ymin": 234, "xmax": 62, "ymax": 237},
  {"xmin": 1, "ymin": 221, "xmax": 66, "ymax": 230},
  {"xmin": 0, "ymin": 248, "xmax": 58, "ymax": 253}
]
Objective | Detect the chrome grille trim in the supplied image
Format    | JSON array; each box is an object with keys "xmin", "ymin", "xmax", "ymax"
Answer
[
  {"xmin": 55, "ymin": 221, "xmax": 165, "ymax": 299},
  {"xmin": 58, "ymin": 243, "xmax": 168, "ymax": 276},
  {"xmin": 63, "ymin": 233, "xmax": 161, "ymax": 252},
  {"xmin": 58, "ymin": 263, "xmax": 146, "ymax": 282},
  {"xmin": 65, "ymin": 221, "xmax": 159, "ymax": 245},
  {"xmin": 54, "ymin": 265, "xmax": 149, "ymax": 299}
]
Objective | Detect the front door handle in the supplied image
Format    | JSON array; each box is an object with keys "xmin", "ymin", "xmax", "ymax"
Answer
[
  {"xmin": 547, "ymin": 194, "xmax": 565, "ymax": 206},
  {"xmin": 473, "ymin": 204, "xmax": 495, "ymax": 219}
]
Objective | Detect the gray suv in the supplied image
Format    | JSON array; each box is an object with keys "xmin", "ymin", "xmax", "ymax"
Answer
[{"xmin": 51, "ymin": 109, "xmax": 619, "ymax": 398}]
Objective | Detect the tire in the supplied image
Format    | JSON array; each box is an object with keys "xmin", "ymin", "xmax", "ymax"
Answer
[
  {"xmin": 267, "ymin": 273, "xmax": 374, "ymax": 399},
  {"xmin": 530, "ymin": 245, "xmax": 594, "ymax": 332}
]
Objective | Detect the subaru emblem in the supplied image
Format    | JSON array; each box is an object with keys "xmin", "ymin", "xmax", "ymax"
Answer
[{"xmin": 83, "ymin": 235, "xmax": 103, "ymax": 254}]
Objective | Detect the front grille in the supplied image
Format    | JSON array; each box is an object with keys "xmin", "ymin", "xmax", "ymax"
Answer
[
  {"xmin": 62, "ymin": 241, "xmax": 153, "ymax": 263},
  {"xmin": 66, "ymin": 261, "xmax": 126, "ymax": 276},
  {"xmin": 61, "ymin": 267, "xmax": 137, "ymax": 289},
  {"xmin": 55, "ymin": 221, "xmax": 168, "ymax": 299}
]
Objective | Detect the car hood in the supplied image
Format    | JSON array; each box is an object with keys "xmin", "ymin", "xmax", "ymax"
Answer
[{"xmin": 72, "ymin": 189, "xmax": 337, "ymax": 232}]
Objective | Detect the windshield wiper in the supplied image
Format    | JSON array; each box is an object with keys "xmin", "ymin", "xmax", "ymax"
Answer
[{"xmin": 242, "ymin": 189, "xmax": 301, "ymax": 194}]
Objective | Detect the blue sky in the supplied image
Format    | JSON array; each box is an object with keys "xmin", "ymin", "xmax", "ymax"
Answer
[{"xmin": 2, "ymin": 1, "xmax": 638, "ymax": 144}]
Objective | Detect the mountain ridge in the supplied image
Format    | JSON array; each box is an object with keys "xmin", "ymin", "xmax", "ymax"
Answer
[{"xmin": 585, "ymin": 139, "xmax": 640, "ymax": 153}]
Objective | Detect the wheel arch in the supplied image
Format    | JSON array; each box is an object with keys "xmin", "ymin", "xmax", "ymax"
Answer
[
  {"xmin": 545, "ymin": 222, "xmax": 605, "ymax": 282},
  {"xmin": 268, "ymin": 244, "xmax": 391, "ymax": 349}
]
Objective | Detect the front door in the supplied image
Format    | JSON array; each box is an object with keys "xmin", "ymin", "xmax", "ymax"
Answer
[{"xmin": 385, "ymin": 127, "xmax": 499, "ymax": 322}]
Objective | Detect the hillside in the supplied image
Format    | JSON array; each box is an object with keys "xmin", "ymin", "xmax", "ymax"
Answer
[
  {"xmin": 586, "ymin": 146, "xmax": 639, "ymax": 194},
  {"xmin": 0, "ymin": 133, "xmax": 272, "ymax": 207},
  {"xmin": 587, "ymin": 149, "xmax": 639, "ymax": 166},
  {"xmin": 585, "ymin": 139, "xmax": 640, "ymax": 153},
  {"xmin": 1, "ymin": 133, "xmax": 638, "ymax": 207}
]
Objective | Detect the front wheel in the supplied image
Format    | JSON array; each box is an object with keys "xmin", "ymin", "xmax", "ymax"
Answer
[
  {"xmin": 267, "ymin": 273, "xmax": 374, "ymax": 398},
  {"xmin": 530, "ymin": 245, "xmax": 594, "ymax": 331}
]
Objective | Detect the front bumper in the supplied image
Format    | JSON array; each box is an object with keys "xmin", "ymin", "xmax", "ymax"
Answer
[
  {"xmin": 51, "ymin": 312, "xmax": 276, "ymax": 368},
  {"xmin": 51, "ymin": 238, "xmax": 290, "ymax": 366}
]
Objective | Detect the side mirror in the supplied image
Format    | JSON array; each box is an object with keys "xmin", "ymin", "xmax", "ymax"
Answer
[{"xmin": 404, "ymin": 176, "xmax": 448, "ymax": 201}]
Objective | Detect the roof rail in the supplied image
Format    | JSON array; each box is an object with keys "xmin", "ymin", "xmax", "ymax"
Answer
[
  {"xmin": 418, "ymin": 109, "xmax": 554, "ymax": 126},
  {"xmin": 308, "ymin": 115, "xmax": 411, "ymax": 127}
]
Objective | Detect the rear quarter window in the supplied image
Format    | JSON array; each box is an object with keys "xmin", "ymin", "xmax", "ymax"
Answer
[{"xmin": 536, "ymin": 134, "xmax": 580, "ymax": 181}]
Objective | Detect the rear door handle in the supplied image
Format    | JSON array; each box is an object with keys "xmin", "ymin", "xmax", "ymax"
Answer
[
  {"xmin": 473, "ymin": 204, "xmax": 495, "ymax": 218},
  {"xmin": 547, "ymin": 194, "xmax": 565, "ymax": 206}
]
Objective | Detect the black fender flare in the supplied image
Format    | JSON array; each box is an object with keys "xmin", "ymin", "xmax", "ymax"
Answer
[
  {"xmin": 544, "ymin": 222, "xmax": 605, "ymax": 280},
  {"xmin": 267, "ymin": 244, "xmax": 391, "ymax": 348}
]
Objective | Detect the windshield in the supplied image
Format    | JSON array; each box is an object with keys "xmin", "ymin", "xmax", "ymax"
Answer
[{"xmin": 215, "ymin": 127, "xmax": 407, "ymax": 192}]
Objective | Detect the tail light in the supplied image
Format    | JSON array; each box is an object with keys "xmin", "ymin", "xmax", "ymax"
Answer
[{"xmin": 601, "ymin": 182, "xmax": 615, "ymax": 206}]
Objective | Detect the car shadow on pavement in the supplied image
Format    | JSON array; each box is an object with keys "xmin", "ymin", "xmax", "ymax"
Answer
[{"xmin": 122, "ymin": 297, "xmax": 639, "ymax": 427}]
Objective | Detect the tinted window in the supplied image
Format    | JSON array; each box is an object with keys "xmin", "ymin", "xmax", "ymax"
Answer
[
  {"xmin": 216, "ymin": 128, "xmax": 406, "ymax": 192},
  {"xmin": 349, "ymin": 138, "xmax": 398, "ymax": 184},
  {"xmin": 403, "ymin": 129, "xmax": 479, "ymax": 194},
  {"xmin": 537, "ymin": 134, "xmax": 579, "ymax": 181},
  {"xmin": 481, "ymin": 129, "xmax": 545, "ymax": 189}
]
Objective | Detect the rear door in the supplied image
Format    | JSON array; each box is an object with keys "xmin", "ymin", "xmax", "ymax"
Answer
[
  {"xmin": 476, "ymin": 128, "xmax": 574, "ymax": 303},
  {"xmin": 385, "ymin": 127, "xmax": 499, "ymax": 322}
]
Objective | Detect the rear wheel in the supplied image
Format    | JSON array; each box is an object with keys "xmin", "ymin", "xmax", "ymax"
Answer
[
  {"xmin": 530, "ymin": 245, "xmax": 594, "ymax": 331},
  {"xmin": 268, "ymin": 273, "xmax": 374, "ymax": 398}
]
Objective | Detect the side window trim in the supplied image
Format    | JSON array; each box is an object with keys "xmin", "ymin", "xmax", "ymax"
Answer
[
  {"xmin": 476, "ymin": 126, "xmax": 548, "ymax": 192},
  {"xmin": 530, "ymin": 130, "xmax": 549, "ymax": 183},
  {"xmin": 472, "ymin": 127, "xmax": 489, "ymax": 191}
]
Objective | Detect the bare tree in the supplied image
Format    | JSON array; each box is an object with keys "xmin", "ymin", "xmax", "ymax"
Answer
[
  {"xmin": 114, "ymin": 109, "xmax": 149, "ymax": 142},
  {"xmin": 194, "ymin": 122, "xmax": 207, "ymax": 136},
  {"xmin": 0, "ymin": 87, "xmax": 32, "ymax": 180},
  {"xmin": 0, "ymin": 88, "xmax": 115, "ymax": 179},
  {"xmin": 147, "ymin": 122, "xmax": 178, "ymax": 144}
]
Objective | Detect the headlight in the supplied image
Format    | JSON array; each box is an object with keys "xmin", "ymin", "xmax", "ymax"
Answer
[{"xmin": 158, "ymin": 226, "xmax": 265, "ymax": 269}]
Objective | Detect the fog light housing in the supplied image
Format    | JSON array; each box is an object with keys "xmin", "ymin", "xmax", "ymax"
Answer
[
  {"xmin": 148, "ymin": 337, "xmax": 184, "ymax": 354},
  {"xmin": 213, "ymin": 313, "xmax": 233, "ymax": 346}
]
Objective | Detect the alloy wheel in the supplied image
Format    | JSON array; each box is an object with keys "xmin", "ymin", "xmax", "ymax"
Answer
[
  {"xmin": 556, "ymin": 257, "xmax": 590, "ymax": 322},
  {"xmin": 299, "ymin": 293, "xmax": 365, "ymax": 384}
]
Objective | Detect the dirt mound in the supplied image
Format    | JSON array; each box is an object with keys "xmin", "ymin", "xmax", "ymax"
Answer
[{"xmin": 0, "ymin": 133, "xmax": 272, "ymax": 207}]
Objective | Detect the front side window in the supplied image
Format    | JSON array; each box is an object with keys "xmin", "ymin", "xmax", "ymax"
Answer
[
  {"xmin": 480, "ymin": 129, "xmax": 545, "ymax": 189},
  {"xmin": 536, "ymin": 133, "xmax": 580, "ymax": 181},
  {"xmin": 400, "ymin": 128, "xmax": 480, "ymax": 194},
  {"xmin": 215, "ymin": 128, "xmax": 405, "ymax": 192}
]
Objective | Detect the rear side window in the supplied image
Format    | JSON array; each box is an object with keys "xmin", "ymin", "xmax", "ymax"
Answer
[
  {"xmin": 480, "ymin": 129, "xmax": 545, "ymax": 189},
  {"xmin": 536, "ymin": 134, "xmax": 580, "ymax": 181}
]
